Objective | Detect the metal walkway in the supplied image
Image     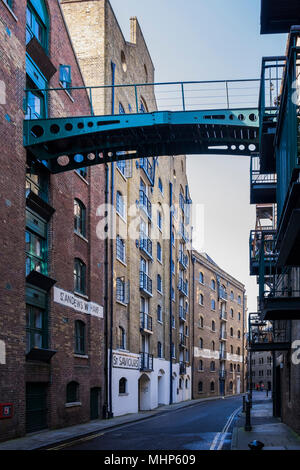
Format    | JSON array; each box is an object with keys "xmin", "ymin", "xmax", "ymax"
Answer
[{"xmin": 23, "ymin": 80, "xmax": 260, "ymax": 173}]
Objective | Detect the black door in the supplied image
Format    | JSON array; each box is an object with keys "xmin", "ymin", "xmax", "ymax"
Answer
[
  {"xmin": 90, "ymin": 387, "xmax": 101, "ymax": 420},
  {"xmin": 26, "ymin": 383, "xmax": 48, "ymax": 433}
]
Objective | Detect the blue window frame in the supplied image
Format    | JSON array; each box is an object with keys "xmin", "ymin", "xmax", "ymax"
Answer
[
  {"xmin": 199, "ymin": 272, "xmax": 204, "ymax": 284},
  {"xmin": 211, "ymin": 299, "xmax": 216, "ymax": 310},
  {"xmin": 157, "ymin": 274, "xmax": 162, "ymax": 293},
  {"xmin": 74, "ymin": 258, "xmax": 86, "ymax": 295},
  {"xmin": 157, "ymin": 242, "xmax": 162, "ymax": 262},
  {"xmin": 26, "ymin": 1, "xmax": 48, "ymax": 49}
]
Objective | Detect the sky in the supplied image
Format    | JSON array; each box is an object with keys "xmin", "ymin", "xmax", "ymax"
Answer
[{"xmin": 110, "ymin": 0, "xmax": 287, "ymax": 314}]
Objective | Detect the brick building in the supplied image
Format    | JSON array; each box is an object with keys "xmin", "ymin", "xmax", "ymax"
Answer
[
  {"xmin": 191, "ymin": 251, "xmax": 246, "ymax": 399},
  {"xmin": 61, "ymin": 0, "xmax": 193, "ymax": 416},
  {"xmin": 0, "ymin": 0, "xmax": 105, "ymax": 440},
  {"xmin": 250, "ymin": 352, "xmax": 272, "ymax": 391}
]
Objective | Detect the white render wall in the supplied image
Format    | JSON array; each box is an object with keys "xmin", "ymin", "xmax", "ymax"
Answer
[{"xmin": 110, "ymin": 351, "xmax": 191, "ymax": 416}]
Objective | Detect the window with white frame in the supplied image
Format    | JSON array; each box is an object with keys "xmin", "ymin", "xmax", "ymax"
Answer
[{"xmin": 116, "ymin": 235, "xmax": 126, "ymax": 263}]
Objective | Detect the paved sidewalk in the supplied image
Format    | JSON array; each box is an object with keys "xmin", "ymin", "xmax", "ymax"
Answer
[
  {"xmin": 0, "ymin": 394, "xmax": 238, "ymax": 450},
  {"xmin": 231, "ymin": 391, "xmax": 300, "ymax": 450}
]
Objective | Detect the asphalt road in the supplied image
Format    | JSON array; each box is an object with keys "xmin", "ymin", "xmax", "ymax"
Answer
[{"xmin": 63, "ymin": 395, "xmax": 242, "ymax": 451}]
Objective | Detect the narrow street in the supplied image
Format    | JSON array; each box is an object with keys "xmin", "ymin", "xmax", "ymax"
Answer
[{"xmin": 62, "ymin": 395, "xmax": 242, "ymax": 451}]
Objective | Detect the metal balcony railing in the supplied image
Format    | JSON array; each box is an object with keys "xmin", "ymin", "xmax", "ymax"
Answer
[
  {"xmin": 250, "ymin": 154, "xmax": 277, "ymax": 186},
  {"xmin": 220, "ymin": 310, "xmax": 227, "ymax": 321},
  {"xmin": 219, "ymin": 349, "xmax": 226, "ymax": 360},
  {"xmin": 179, "ymin": 333, "xmax": 187, "ymax": 347},
  {"xmin": 140, "ymin": 312, "xmax": 153, "ymax": 333},
  {"xmin": 139, "ymin": 158, "xmax": 154, "ymax": 186},
  {"xmin": 178, "ymin": 278, "xmax": 188, "ymax": 296},
  {"xmin": 219, "ymin": 330, "xmax": 227, "ymax": 341},
  {"xmin": 179, "ymin": 361, "xmax": 187, "ymax": 375},
  {"xmin": 219, "ymin": 287, "xmax": 228, "ymax": 301},
  {"xmin": 140, "ymin": 352, "xmax": 153, "ymax": 371},
  {"xmin": 139, "ymin": 232, "xmax": 153, "ymax": 259},
  {"xmin": 179, "ymin": 251, "xmax": 188, "ymax": 270},
  {"xmin": 248, "ymin": 313, "xmax": 291, "ymax": 351},
  {"xmin": 139, "ymin": 190, "xmax": 152, "ymax": 220},
  {"xmin": 179, "ymin": 305, "xmax": 187, "ymax": 321},
  {"xmin": 219, "ymin": 370, "xmax": 227, "ymax": 379},
  {"xmin": 249, "ymin": 229, "xmax": 277, "ymax": 276},
  {"xmin": 139, "ymin": 271, "xmax": 152, "ymax": 296}
]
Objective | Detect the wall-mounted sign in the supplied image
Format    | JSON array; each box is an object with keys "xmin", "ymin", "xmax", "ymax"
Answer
[
  {"xmin": 53, "ymin": 287, "xmax": 103, "ymax": 319},
  {"xmin": 113, "ymin": 352, "xmax": 140, "ymax": 370},
  {"xmin": 0, "ymin": 403, "xmax": 13, "ymax": 419}
]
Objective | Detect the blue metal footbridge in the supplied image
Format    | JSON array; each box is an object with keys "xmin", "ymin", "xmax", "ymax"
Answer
[{"xmin": 23, "ymin": 79, "xmax": 261, "ymax": 173}]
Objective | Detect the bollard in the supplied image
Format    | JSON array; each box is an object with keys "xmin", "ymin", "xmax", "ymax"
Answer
[
  {"xmin": 248, "ymin": 440, "xmax": 264, "ymax": 451},
  {"xmin": 244, "ymin": 400, "xmax": 252, "ymax": 432}
]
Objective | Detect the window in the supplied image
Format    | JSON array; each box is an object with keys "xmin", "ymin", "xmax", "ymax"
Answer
[
  {"xmin": 157, "ymin": 210, "xmax": 162, "ymax": 230},
  {"xmin": 74, "ymin": 199, "xmax": 86, "ymax": 237},
  {"xmin": 116, "ymin": 236, "xmax": 126, "ymax": 263},
  {"xmin": 158, "ymin": 342, "xmax": 162, "ymax": 358},
  {"xmin": 60, "ymin": 65, "xmax": 72, "ymax": 92},
  {"xmin": 157, "ymin": 274, "xmax": 162, "ymax": 293},
  {"xmin": 230, "ymin": 363, "xmax": 233, "ymax": 372},
  {"xmin": 158, "ymin": 177, "xmax": 163, "ymax": 194},
  {"xmin": 116, "ymin": 191, "xmax": 125, "ymax": 218},
  {"xmin": 179, "ymin": 378, "xmax": 183, "ymax": 389},
  {"xmin": 199, "ymin": 272, "xmax": 204, "ymax": 284},
  {"xmin": 238, "ymin": 295, "xmax": 241, "ymax": 305},
  {"xmin": 157, "ymin": 305, "xmax": 162, "ymax": 322},
  {"xmin": 74, "ymin": 258, "xmax": 86, "ymax": 295},
  {"xmin": 237, "ymin": 347, "xmax": 241, "ymax": 355},
  {"xmin": 210, "ymin": 381, "xmax": 215, "ymax": 392},
  {"xmin": 157, "ymin": 242, "xmax": 162, "ymax": 262},
  {"xmin": 230, "ymin": 327, "xmax": 233, "ymax": 337},
  {"xmin": 25, "ymin": 77, "xmax": 45, "ymax": 120},
  {"xmin": 199, "ymin": 316, "xmax": 204, "ymax": 328},
  {"xmin": 117, "ymin": 160, "xmax": 126, "ymax": 176},
  {"xmin": 199, "ymin": 337, "xmax": 203, "ymax": 349},
  {"xmin": 66, "ymin": 381, "xmax": 79, "ymax": 403},
  {"xmin": 237, "ymin": 330, "xmax": 241, "ymax": 339},
  {"xmin": 119, "ymin": 326, "xmax": 126, "ymax": 350},
  {"xmin": 211, "ymin": 299, "xmax": 216, "ymax": 311},
  {"xmin": 119, "ymin": 378, "xmax": 127, "ymax": 394},
  {"xmin": 199, "ymin": 294, "xmax": 204, "ymax": 306},
  {"xmin": 230, "ymin": 308, "xmax": 234, "ymax": 318},
  {"xmin": 198, "ymin": 360, "xmax": 203, "ymax": 371},
  {"xmin": 25, "ymin": 226, "xmax": 47, "ymax": 276},
  {"xmin": 171, "ymin": 342, "xmax": 175, "ymax": 358},
  {"xmin": 76, "ymin": 167, "xmax": 88, "ymax": 179},
  {"xmin": 26, "ymin": 1, "xmax": 47, "ymax": 48},
  {"xmin": 230, "ymin": 291, "xmax": 234, "ymax": 300},
  {"xmin": 212, "ymin": 320, "xmax": 215, "ymax": 331},
  {"xmin": 212, "ymin": 340, "xmax": 215, "ymax": 351},
  {"xmin": 211, "ymin": 279, "xmax": 216, "ymax": 290},
  {"xmin": 210, "ymin": 361, "xmax": 215, "ymax": 371},
  {"xmin": 237, "ymin": 364, "xmax": 240, "ymax": 372},
  {"xmin": 238, "ymin": 312, "xmax": 241, "ymax": 321},
  {"xmin": 75, "ymin": 320, "xmax": 85, "ymax": 355},
  {"xmin": 116, "ymin": 277, "xmax": 126, "ymax": 303},
  {"xmin": 229, "ymin": 381, "xmax": 233, "ymax": 392},
  {"xmin": 198, "ymin": 381, "xmax": 203, "ymax": 393},
  {"xmin": 26, "ymin": 304, "xmax": 47, "ymax": 352},
  {"xmin": 230, "ymin": 345, "xmax": 234, "ymax": 354}
]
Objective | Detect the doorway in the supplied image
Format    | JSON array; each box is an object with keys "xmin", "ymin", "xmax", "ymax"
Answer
[
  {"xmin": 90, "ymin": 387, "xmax": 102, "ymax": 420},
  {"xmin": 26, "ymin": 382, "xmax": 48, "ymax": 433}
]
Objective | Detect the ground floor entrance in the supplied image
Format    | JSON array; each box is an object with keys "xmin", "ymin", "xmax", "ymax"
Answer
[{"xmin": 26, "ymin": 382, "xmax": 48, "ymax": 434}]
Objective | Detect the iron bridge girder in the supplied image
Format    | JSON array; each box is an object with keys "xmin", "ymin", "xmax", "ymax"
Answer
[{"xmin": 23, "ymin": 108, "xmax": 259, "ymax": 174}]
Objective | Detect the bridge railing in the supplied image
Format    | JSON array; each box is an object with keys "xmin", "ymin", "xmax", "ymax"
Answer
[{"xmin": 24, "ymin": 79, "xmax": 261, "ymax": 119}]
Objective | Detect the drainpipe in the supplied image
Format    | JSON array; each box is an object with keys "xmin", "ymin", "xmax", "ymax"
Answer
[
  {"xmin": 108, "ymin": 61, "xmax": 116, "ymax": 418},
  {"xmin": 169, "ymin": 182, "xmax": 173, "ymax": 404},
  {"xmin": 191, "ymin": 254, "xmax": 195, "ymax": 399},
  {"xmin": 103, "ymin": 163, "xmax": 109, "ymax": 419}
]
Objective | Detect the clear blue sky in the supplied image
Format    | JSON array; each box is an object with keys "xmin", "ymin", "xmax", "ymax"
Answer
[{"xmin": 110, "ymin": 0, "xmax": 287, "ymax": 314}]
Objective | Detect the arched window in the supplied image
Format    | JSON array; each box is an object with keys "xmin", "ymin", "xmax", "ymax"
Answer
[
  {"xmin": 210, "ymin": 381, "xmax": 215, "ymax": 392},
  {"xmin": 199, "ymin": 360, "xmax": 203, "ymax": 371},
  {"xmin": 199, "ymin": 293, "xmax": 204, "ymax": 306},
  {"xmin": 116, "ymin": 191, "xmax": 125, "ymax": 218},
  {"xmin": 74, "ymin": 258, "xmax": 86, "ymax": 294},
  {"xmin": 230, "ymin": 327, "xmax": 234, "ymax": 337},
  {"xmin": 199, "ymin": 337, "xmax": 203, "ymax": 349},
  {"xmin": 212, "ymin": 340, "xmax": 215, "ymax": 351},
  {"xmin": 211, "ymin": 279, "xmax": 216, "ymax": 290},
  {"xmin": 212, "ymin": 320, "xmax": 215, "ymax": 331},
  {"xmin": 237, "ymin": 347, "xmax": 241, "ymax": 355},
  {"xmin": 198, "ymin": 381, "xmax": 203, "ymax": 393},
  {"xmin": 74, "ymin": 199, "xmax": 86, "ymax": 237},
  {"xmin": 157, "ymin": 242, "xmax": 162, "ymax": 262},
  {"xmin": 238, "ymin": 312, "xmax": 241, "ymax": 321},
  {"xmin": 230, "ymin": 345, "xmax": 234, "ymax": 354},
  {"xmin": 199, "ymin": 316, "xmax": 204, "ymax": 328},
  {"xmin": 230, "ymin": 308, "xmax": 234, "ymax": 318},
  {"xmin": 116, "ymin": 235, "xmax": 126, "ymax": 263},
  {"xmin": 199, "ymin": 272, "xmax": 204, "ymax": 284},
  {"xmin": 238, "ymin": 295, "xmax": 241, "ymax": 305},
  {"xmin": 230, "ymin": 290, "xmax": 234, "ymax": 300},
  {"xmin": 75, "ymin": 320, "xmax": 86, "ymax": 355},
  {"xmin": 211, "ymin": 299, "xmax": 216, "ymax": 311},
  {"xmin": 237, "ymin": 330, "xmax": 241, "ymax": 339},
  {"xmin": 157, "ymin": 274, "xmax": 162, "ymax": 293},
  {"xmin": 237, "ymin": 364, "xmax": 240, "ymax": 372},
  {"xmin": 119, "ymin": 326, "xmax": 126, "ymax": 350},
  {"xmin": 230, "ymin": 363, "xmax": 233, "ymax": 372},
  {"xmin": 119, "ymin": 377, "xmax": 127, "ymax": 394},
  {"xmin": 66, "ymin": 381, "xmax": 79, "ymax": 403}
]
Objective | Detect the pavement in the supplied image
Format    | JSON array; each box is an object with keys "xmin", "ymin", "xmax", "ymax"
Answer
[
  {"xmin": 231, "ymin": 391, "xmax": 300, "ymax": 450},
  {"xmin": 0, "ymin": 394, "xmax": 238, "ymax": 451}
]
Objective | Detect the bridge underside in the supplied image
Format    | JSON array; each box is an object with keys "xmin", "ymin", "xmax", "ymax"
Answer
[{"xmin": 24, "ymin": 109, "xmax": 259, "ymax": 173}]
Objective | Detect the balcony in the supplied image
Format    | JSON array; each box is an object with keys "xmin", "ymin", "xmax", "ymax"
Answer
[
  {"xmin": 139, "ymin": 232, "xmax": 153, "ymax": 260},
  {"xmin": 261, "ymin": 0, "xmax": 300, "ymax": 34},
  {"xmin": 219, "ymin": 349, "xmax": 226, "ymax": 360},
  {"xmin": 140, "ymin": 312, "xmax": 153, "ymax": 334},
  {"xmin": 179, "ymin": 333, "xmax": 187, "ymax": 348},
  {"xmin": 179, "ymin": 223, "xmax": 189, "ymax": 244},
  {"xmin": 218, "ymin": 286, "xmax": 228, "ymax": 301},
  {"xmin": 140, "ymin": 352, "xmax": 153, "ymax": 371},
  {"xmin": 220, "ymin": 310, "xmax": 227, "ymax": 321},
  {"xmin": 139, "ymin": 190, "xmax": 152, "ymax": 220},
  {"xmin": 219, "ymin": 370, "xmax": 227, "ymax": 380},
  {"xmin": 179, "ymin": 361, "xmax": 186, "ymax": 375},
  {"xmin": 139, "ymin": 158, "xmax": 154, "ymax": 186},
  {"xmin": 179, "ymin": 251, "xmax": 188, "ymax": 270},
  {"xmin": 139, "ymin": 271, "xmax": 153, "ymax": 297},
  {"xmin": 178, "ymin": 278, "xmax": 188, "ymax": 297},
  {"xmin": 249, "ymin": 229, "xmax": 277, "ymax": 276},
  {"xmin": 219, "ymin": 330, "xmax": 227, "ymax": 341},
  {"xmin": 248, "ymin": 313, "xmax": 291, "ymax": 351},
  {"xmin": 250, "ymin": 154, "xmax": 277, "ymax": 204},
  {"xmin": 179, "ymin": 305, "xmax": 187, "ymax": 322}
]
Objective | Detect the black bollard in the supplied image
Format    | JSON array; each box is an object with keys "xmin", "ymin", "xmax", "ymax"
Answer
[
  {"xmin": 242, "ymin": 395, "xmax": 246, "ymax": 413},
  {"xmin": 245, "ymin": 400, "xmax": 252, "ymax": 432}
]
